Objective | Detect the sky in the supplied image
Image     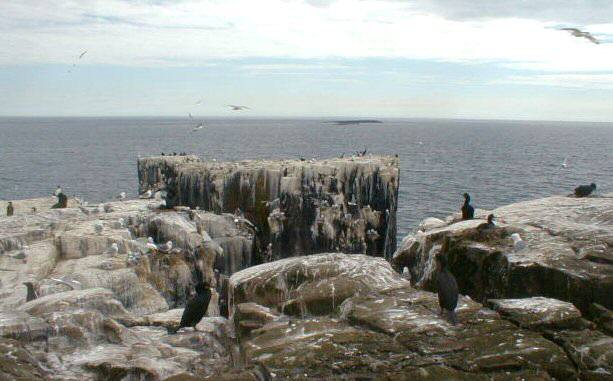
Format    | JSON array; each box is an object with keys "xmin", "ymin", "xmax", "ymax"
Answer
[{"xmin": 1, "ymin": 0, "xmax": 613, "ymax": 120}]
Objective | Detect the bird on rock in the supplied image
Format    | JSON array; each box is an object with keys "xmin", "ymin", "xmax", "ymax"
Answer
[
  {"xmin": 476, "ymin": 214, "xmax": 496, "ymax": 233},
  {"xmin": 145, "ymin": 237, "xmax": 158, "ymax": 252},
  {"xmin": 104, "ymin": 243, "xmax": 119, "ymax": 256},
  {"xmin": 170, "ymin": 282, "xmax": 211, "ymax": 333},
  {"xmin": 158, "ymin": 241, "xmax": 173, "ymax": 253},
  {"xmin": 461, "ymin": 193, "xmax": 474, "ymax": 220},
  {"xmin": 23, "ymin": 281, "xmax": 38, "ymax": 302},
  {"xmin": 436, "ymin": 252, "xmax": 459, "ymax": 325},
  {"xmin": 574, "ymin": 183, "xmax": 596, "ymax": 198},
  {"xmin": 510, "ymin": 233, "xmax": 527, "ymax": 252}
]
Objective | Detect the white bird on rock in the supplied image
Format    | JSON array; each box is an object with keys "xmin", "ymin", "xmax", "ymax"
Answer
[
  {"xmin": 118, "ymin": 192, "xmax": 127, "ymax": 201},
  {"xmin": 140, "ymin": 189, "xmax": 153, "ymax": 199},
  {"xmin": 105, "ymin": 243, "xmax": 119, "ymax": 256},
  {"xmin": 511, "ymin": 233, "xmax": 527, "ymax": 252},
  {"xmin": 158, "ymin": 241, "xmax": 173, "ymax": 253},
  {"xmin": 146, "ymin": 237, "xmax": 158, "ymax": 252}
]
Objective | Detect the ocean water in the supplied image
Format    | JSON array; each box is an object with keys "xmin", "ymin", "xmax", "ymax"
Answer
[{"xmin": 1, "ymin": 117, "xmax": 611, "ymax": 241}]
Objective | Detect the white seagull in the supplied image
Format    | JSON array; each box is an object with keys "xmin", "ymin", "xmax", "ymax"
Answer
[
  {"xmin": 511, "ymin": 233, "xmax": 527, "ymax": 252},
  {"xmin": 561, "ymin": 157, "xmax": 568, "ymax": 168},
  {"xmin": 158, "ymin": 241, "xmax": 173, "ymax": 253},
  {"xmin": 140, "ymin": 189, "xmax": 153, "ymax": 199},
  {"xmin": 145, "ymin": 237, "xmax": 158, "ymax": 252},
  {"xmin": 117, "ymin": 192, "xmax": 127, "ymax": 201},
  {"xmin": 105, "ymin": 243, "xmax": 119, "ymax": 256}
]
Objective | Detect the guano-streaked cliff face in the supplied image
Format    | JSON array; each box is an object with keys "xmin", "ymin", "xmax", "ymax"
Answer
[{"xmin": 138, "ymin": 155, "xmax": 400, "ymax": 263}]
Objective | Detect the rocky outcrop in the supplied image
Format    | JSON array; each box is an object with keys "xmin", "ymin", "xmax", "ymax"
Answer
[
  {"xmin": 138, "ymin": 155, "xmax": 399, "ymax": 262},
  {"xmin": 227, "ymin": 253, "xmax": 579, "ymax": 380},
  {"xmin": 393, "ymin": 194, "xmax": 613, "ymax": 316},
  {"xmin": 0, "ymin": 198, "xmax": 253, "ymax": 380}
]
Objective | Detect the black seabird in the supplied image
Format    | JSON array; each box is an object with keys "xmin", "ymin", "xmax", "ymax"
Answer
[
  {"xmin": 23, "ymin": 282, "xmax": 38, "ymax": 302},
  {"xmin": 476, "ymin": 214, "xmax": 496, "ymax": 233},
  {"xmin": 436, "ymin": 252, "xmax": 459, "ymax": 325},
  {"xmin": 461, "ymin": 193, "xmax": 474, "ymax": 220},
  {"xmin": 170, "ymin": 283, "xmax": 211, "ymax": 333},
  {"xmin": 574, "ymin": 183, "xmax": 596, "ymax": 197},
  {"xmin": 6, "ymin": 202, "xmax": 14, "ymax": 216}
]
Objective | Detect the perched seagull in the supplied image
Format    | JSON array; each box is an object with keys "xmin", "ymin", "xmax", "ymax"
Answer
[
  {"xmin": 560, "ymin": 28, "xmax": 600, "ymax": 44},
  {"xmin": 78, "ymin": 50, "xmax": 88, "ymax": 59},
  {"xmin": 117, "ymin": 192, "xmax": 127, "ymax": 201},
  {"xmin": 510, "ymin": 233, "xmax": 527, "ymax": 252},
  {"xmin": 139, "ymin": 189, "xmax": 153, "ymax": 199},
  {"xmin": 226, "ymin": 105, "xmax": 249, "ymax": 111},
  {"xmin": 145, "ymin": 237, "xmax": 158, "ymax": 252},
  {"xmin": 561, "ymin": 157, "xmax": 569, "ymax": 168},
  {"xmin": 94, "ymin": 221, "xmax": 104, "ymax": 235},
  {"xmin": 50, "ymin": 277, "xmax": 82, "ymax": 290},
  {"xmin": 105, "ymin": 243, "xmax": 119, "ymax": 256},
  {"xmin": 158, "ymin": 241, "xmax": 173, "ymax": 253}
]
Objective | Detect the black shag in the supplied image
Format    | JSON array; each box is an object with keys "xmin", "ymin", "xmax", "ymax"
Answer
[
  {"xmin": 6, "ymin": 202, "xmax": 14, "ymax": 216},
  {"xmin": 23, "ymin": 282, "xmax": 38, "ymax": 302},
  {"xmin": 574, "ymin": 183, "xmax": 596, "ymax": 197},
  {"xmin": 461, "ymin": 193, "xmax": 474, "ymax": 220},
  {"xmin": 436, "ymin": 252, "xmax": 459, "ymax": 325},
  {"xmin": 170, "ymin": 283, "xmax": 211, "ymax": 333}
]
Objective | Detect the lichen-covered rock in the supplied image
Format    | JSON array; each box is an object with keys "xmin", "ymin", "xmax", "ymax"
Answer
[
  {"xmin": 394, "ymin": 194, "xmax": 613, "ymax": 316},
  {"xmin": 229, "ymin": 253, "xmax": 409, "ymax": 317},
  {"xmin": 138, "ymin": 155, "xmax": 399, "ymax": 260}
]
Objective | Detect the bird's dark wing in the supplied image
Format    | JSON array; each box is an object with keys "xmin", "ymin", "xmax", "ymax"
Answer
[
  {"xmin": 585, "ymin": 34, "xmax": 600, "ymax": 44},
  {"xmin": 437, "ymin": 271, "xmax": 459, "ymax": 311},
  {"xmin": 560, "ymin": 27, "xmax": 580, "ymax": 32}
]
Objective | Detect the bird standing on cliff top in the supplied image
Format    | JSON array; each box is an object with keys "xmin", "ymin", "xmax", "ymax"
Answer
[
  {"xmin": 461, "ymin": 193, "xmax": 474, "ymax": 220},
  {"xmin": 170, "ymin": 282, "xmax": 211, "ymax": 333},
  {"xmin": 436, "ymin": 251, "xmax": 459, "ymax": 325},
  {"xmin": 476, "ymin": 214, "xmax": 496, "ymax": 233},
  {"xmin": 574, "ymin": 183, "xmax": 596, "ymax": 197},
  {"xmin": 560, "ymin": 28, "xmax": 600, "ymax": 44},
  {"xmin": 117, "ymin": 192, "xmax": 126, "ymax": 201},
  {"xmin": 139, "ymin": 189, "xmax": 153, "ymax": 199}
]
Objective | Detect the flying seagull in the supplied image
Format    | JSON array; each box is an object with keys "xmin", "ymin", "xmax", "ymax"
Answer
[
  {"xmin": 193, "ymin": 122, "xmax": 204, "ymax": 131},
  {"xmin": 78, "ymin": 50, "xmax": 88, "ymax": 59},
  {"xmin": 560, "ymin": 28, "xmax": 600, "ymax": 44},
  {"xmin": 226, "ymin": 105, "xmax": 249, "ymax": 111}
]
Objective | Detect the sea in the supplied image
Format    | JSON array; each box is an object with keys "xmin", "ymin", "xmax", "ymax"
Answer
[{"xmin": 1, "ymin": 117, "xmax": 611, "ymax": 241}]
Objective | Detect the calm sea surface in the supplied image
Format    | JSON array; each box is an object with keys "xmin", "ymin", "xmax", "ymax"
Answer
[{"xmin": 1, "ymin": 117, "xmax": 612, "ymax": 241}]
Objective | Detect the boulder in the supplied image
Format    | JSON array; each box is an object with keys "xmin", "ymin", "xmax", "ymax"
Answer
[
  {"xmin": 229, "ymin": 253, "xmax": 409, "ymax": 316},
  {"xmin": 488, "ymin": 297, "xmax": 586, "ymax": 330}
]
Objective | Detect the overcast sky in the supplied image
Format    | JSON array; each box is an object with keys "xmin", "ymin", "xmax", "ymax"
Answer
[{"xmin": 1, "ymin": 0, "xmax": 613, "ymax": 120}]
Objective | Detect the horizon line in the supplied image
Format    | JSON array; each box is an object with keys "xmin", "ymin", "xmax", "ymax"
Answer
[{"xmin": 1, "ymin": 115, "xmax": 613, "ymax": 125}]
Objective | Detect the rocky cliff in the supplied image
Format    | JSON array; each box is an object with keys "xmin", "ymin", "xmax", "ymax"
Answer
[
  {"xmin": 393, "ymin": 194, "xmax": 613, "ymax": 315},
  {"xmin": 138, "ymin": 155, "xmax": 399, "ymax": 264}
]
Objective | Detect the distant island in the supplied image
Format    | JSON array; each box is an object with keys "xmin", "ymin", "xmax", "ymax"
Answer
[{"xmin": 327, "ymin": 119, "xmax": 383, "ymax": 125}]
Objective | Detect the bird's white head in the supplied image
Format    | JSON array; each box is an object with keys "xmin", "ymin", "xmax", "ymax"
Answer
[{"xmin": 167, "ymin": 241, "xmax": 173, "ymax": 249}]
